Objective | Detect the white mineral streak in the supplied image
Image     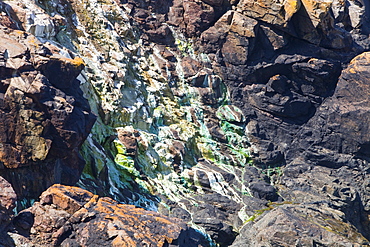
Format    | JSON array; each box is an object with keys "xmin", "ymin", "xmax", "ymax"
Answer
[
  {"xmin": 348, "ymin": 1, "xmax": 364, "ymax": 28},
  {"xmin": 26, "ymin": 12, "xmax": 55, "ymax": 39}
]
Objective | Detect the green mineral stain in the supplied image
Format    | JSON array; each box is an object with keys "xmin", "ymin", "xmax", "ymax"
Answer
[
  {"xmin": 113, "ymin": 140, "xmax": 140, "ymax": 177},
  {"xmin": 115, "ymin": 154, "xmax": 138, "ymax": 175},
  {"xmin": 62, "ymin": 0, "xmax": 258, "ymax": 241},
  {"xmin": 216, "ymin": 105, "xmax": 245, "ymax": 123},
  {"xmin": 113, "ymin": 139, "xmax": 126, "ymax": 154}
]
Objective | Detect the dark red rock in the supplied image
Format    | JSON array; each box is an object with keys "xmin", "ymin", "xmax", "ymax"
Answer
[
  {"xmin": 221, "ymin": 32, "xmax": 250, "ymax": 65},
  {"xmin": 0, "ymin": 176, "xmax": 16, "ymax": 212}
]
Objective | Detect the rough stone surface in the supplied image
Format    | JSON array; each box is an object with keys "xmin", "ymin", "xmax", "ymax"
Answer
[
  {"xmin": 9, "ymin": 184, "xmax": 208, "ymax": 247},
  {"xmin": 231, "ymin": 204, "xmax": 369, "ymax": 246},
  {"xmin": 0, "ymin": 176, "xmax": 17, "ymax": 211},
  {"xmin": 0, "ymin": 176, "xmax": 16, "ymax": 235},
  {"xmin": 1, "ymin": 0, "xmax": 370, "ymax": 246},
  {"xmin": 0, "ymin": 13, "xmax": 96, "ymax": 206},
  {"xmin": 287, "ymin": 52, "xmax": 370, "ymax": 165}
]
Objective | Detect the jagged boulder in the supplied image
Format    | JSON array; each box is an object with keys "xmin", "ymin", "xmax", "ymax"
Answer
[
  {"xmin": 168, "ymin": 0, "xmax": 216, "ymax": 37},
  {"xmin": 0, "ymin": 176, "xmax": 17, "ymax": 245},
  {"xmin": 237, "ymin": 0, "xmax": 301, "ymax": 28},
  {"xmin": 9, "ymin": 184, "xmax": 208, "ymax": 247},
  {"xmin": 0, "ymin": 24, "xmax": 96, "ymax": 205}
]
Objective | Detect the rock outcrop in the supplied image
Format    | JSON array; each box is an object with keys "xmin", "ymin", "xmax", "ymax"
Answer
[
  {"xmin": 228, "ymin": 51, "xmax": 370, "ymax": 246},
  {"xmin": 287, "ymin": 52, "xmax": 370, "ymax": 166},
  {"xmin": 0, "ymin": 2, "xmax": 96, "ymax": 207},
  {"xmin": 1, "ymin": 0, "xmax": 370, "ymax": 246},
  {"xmin": 1, "ymin": 184, "xmax": 207, "ymax": 246},
  {"xmin": 0, "ymin": 176, "xmax": 18, "ymax": 246}
]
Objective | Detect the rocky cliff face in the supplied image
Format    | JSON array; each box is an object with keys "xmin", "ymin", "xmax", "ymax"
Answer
[
  {"xmin": 0, "ymin": 1, "xmax": 96, "ymax": 209},
  {"xmin": 0, "ymin": 0, "xmax": 370, "ymax": 246}
]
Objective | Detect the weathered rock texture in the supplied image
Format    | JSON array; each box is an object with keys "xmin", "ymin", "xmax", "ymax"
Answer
[
  {"xmin": 1, "ymin": 0, "xmax": 370, "ymax": 246},
  {"xmin": 232, "ymin": 203, "xmax": 369, "ymax": 246},
  {"xmin": 1, "ymin": 184, "xmax": 207, "ymax": 246},
  {"xmin": 0, "ymin": 176, "xmax": 17, "ymax": 246},
  {"xmin": 0, "ymin": 1, "xmax": 96, "ymax": 207},
  {"xmin": 287, "ymin": 52, "xmax": 370, "ymax": 166},
  {"xmin": 0, "ymin": 176, "xmax": 16, "ymax": 229}
]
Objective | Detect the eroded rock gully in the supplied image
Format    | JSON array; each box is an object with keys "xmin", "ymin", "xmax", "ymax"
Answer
[{"xmin": 0, "ymin": 0, "xmax": 370, "ymax": 246}]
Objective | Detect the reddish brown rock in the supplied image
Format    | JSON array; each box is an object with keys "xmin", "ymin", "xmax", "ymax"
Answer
[
  {"xmin": 169, "ymin": 0, "xmax": 215, "ymax": 37},
  {"xmin": 0, "ymin": 176, "xmax": 16, "ymax": 229},
  {"xmin": 199, "ymin": 10, "xmax": 258, "ymax": 54},
  {"xmin": 231, "ymin": 204, "xmax": 369, "ymax": 246},
  {"xmin": 0, "ymin": 176, "xmax": 16, "ymax": 244},
  {"xmin": 0, "ymin": 176, "xmax": 17, "ymax": 211},
  {"xmin": 13, "ymin": 184, "xmax": 208, "ymax": 247},
  {"xmin": 222, "ymin": 32, "xmax": 250, "ymax": 65},
  {"xmin": 237, "ymin": 0, "xmax": 301, "ymax": 28},
  {"xmin": 260, "ymin": 24, "xmax": 289, "ymax": 50},
  {"xmin": 181, "ymin": 56, "xmax": 203, "ymax": 78},
  {"xmin": 117, "ymin": 127, "xmax": 139, "ymax": 156}
]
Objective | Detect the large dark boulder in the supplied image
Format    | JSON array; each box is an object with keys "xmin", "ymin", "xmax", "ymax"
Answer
[
  {"xmin": 0, "ymin": 26, "xmax": 96, "ymax": 206},
  {"xmin": 288, "ymin": 52, "xmax": 370, "ymax": 166}
]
